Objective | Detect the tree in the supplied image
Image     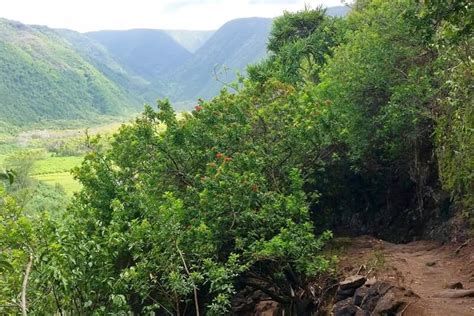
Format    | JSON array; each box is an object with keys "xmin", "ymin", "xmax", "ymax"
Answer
[
  {"xmin": 57, "ymin": 86, "xmax": 334, "ymax": 313},
  {"xmin": 248, "ymin": 6, "xmax": 344, "ymax": 86}
]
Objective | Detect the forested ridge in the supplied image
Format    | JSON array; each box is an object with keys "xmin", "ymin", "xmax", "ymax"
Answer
[
  {"xmin": 0, "ymin": 0, "xmax": 472, "ymax": 315},
  {"xmin": 0, "ymin": 18, "xmax": 145, "ymax": 129},
  {"xmin": 0, "ymin": 6, "xmax": 350, "ymax": 131}
]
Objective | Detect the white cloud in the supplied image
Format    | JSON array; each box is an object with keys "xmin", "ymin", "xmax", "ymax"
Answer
[{"xmin": 0, "ymin": 0, "xmax": 345, "ymax": 32}]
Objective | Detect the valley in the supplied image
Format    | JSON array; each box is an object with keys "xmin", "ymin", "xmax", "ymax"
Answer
[{"xmin": 0, "ymin": 121, "xmax": 124, "ymax": 197}]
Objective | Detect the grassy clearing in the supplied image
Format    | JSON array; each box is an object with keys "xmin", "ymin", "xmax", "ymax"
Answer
[
  {"xmin": 31, "ymin": 155, "xmax": 84, "ymax": 195},
  {"xmin": 1, "ymin": 121, "xmax": 125, "ymax": 195},
  {"xmin": 32, "ymin": 172, "xmax": 81, "ymax": 196},
  {"xmin": 32, "ymin": 156, "xmax": 84, "ymax": 175},
  {"xmin": 2, "ymin": 116, "xmax": 175, "ymax": 195}
]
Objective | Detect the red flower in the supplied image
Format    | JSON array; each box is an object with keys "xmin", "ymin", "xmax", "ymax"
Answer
[
  {"xmin": 195, "ymin": 105, "xmax": 203, "ymax": 112},
  {"xmin": 216, "ymin": 152, "xmax": 224, "ymax": 159}
]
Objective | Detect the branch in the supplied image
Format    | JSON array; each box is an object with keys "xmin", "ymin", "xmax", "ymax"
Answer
[
  {"xmin": 243, "ymin": 275, "xmax": 290, "ymax": 305},
  {"xmin": 177, "ymin": 246, "xmax": 200, "ymax": 316},
  {"xmin": 212, "ymin": 65, "xmax": 240, "ymax": 92},
  {"xmin": 21, "ymin": 254, "xmax": 33, "ymax": 316}
]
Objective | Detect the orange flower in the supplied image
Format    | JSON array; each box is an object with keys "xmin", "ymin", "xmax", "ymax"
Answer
[
  {"xmin": 195, "ymin": 105, "xmax": 203, "ymax": 111},
  {"xmin": 216, "ymin": 152, "xmax": 224, "ymax": 159},
  {"xmin": 224, "ymin": 157, "xmax": 232, "ymax": 162}
]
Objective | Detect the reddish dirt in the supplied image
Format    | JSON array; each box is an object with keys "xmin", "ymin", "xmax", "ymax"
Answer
[{"xmin": 337, "ymin": 236, "xmax": 474, "ymax": 315}]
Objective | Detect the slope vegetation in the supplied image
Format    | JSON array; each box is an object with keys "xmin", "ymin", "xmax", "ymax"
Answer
[
  {"xmin": 171, "ymin": 17, "xmax": 273, "ymax": 101},
  {"xmin": 87, "ymin": 29, "xmax": 193, "ymax": 79},
  {"xmin": 0, "ymin": 19, "xmax": 143, "ymax": 130}
]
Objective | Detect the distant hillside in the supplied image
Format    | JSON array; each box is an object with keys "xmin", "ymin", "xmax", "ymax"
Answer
[
  {"xmin": 87, "ymin": 29, "xmax": 192, "ymax": 80},
  {"xmin": 165, "ymin": 30, "xmax": 214, "ymax": 53},
  {"xmin": 170, "ymin": 17, "xmax": 273, "ymax": 102},
  {"xmin": 0, "ymin": 18, "xmax": 143, "ymax": 130},
  {"xmin": 55, "ymin": 29, "xmax": 152, "ymax": 99},
  {"xmin": 0, "ymin": 6, "xmax": 351, "ymax": 129}
]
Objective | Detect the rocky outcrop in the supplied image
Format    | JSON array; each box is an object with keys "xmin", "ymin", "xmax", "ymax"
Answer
[{"xmin": 332, "ymin": 276, "xmax": 419, "ymax": 316}]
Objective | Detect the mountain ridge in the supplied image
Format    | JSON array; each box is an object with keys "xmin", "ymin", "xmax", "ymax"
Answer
[
  {"xmin": 0, "ymin": 6, "xmax": 351, "ymax": 129},
  {"xmin": 0, "ymin": 18, "xmax": 144, "ymax": 130}
]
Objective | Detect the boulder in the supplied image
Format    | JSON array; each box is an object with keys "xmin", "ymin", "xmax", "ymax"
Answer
[
  {"xmin": 339, "ymin": 275, "xmax": 367, "ymax": 290},
  {"xmin": 332, "ymin": 279, "xmax": 419, "ymax": 316},
  {"xmin": 335, "ymin": 287, "xmax": 357, "ymax": 302},
  {"xmin": 353, "ymin": 286, "xmax": 369, "ymax": 306},
  {"xmin": 333, "ymin": 297, "xmax": 358, "ymax": 316},
  {"xmin": 372, "ymin": 287, "xmax": 418, "ymax": 315}
]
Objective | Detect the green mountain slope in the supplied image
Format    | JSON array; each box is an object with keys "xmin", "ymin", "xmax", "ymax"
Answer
[
  {"xmin": 0, "ymin": 19, "xmax": 143, "ymax": 129},
  {"xmin": 170, "ymin": 17, "xmax": 273, "ymax": 102},
  {"xmin": 56, "ymin": 29, "xmax": 150, "ymax": 95},
  {"xmin": 87, "ymin": 29, "xmax": 193, "ymax": 80},
  {"xmin": 0, "ymin": 6, "xmax": 350, "ymax": 129}
]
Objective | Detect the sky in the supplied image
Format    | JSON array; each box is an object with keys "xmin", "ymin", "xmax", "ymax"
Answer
[{"xmin": 0, "ymin": 0, "xmax": 346, "ymax": 32}]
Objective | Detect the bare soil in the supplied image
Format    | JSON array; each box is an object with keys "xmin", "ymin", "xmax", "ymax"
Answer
[{"xmin": 337, "ymin": 236, "xmax": 474, "ymax": 315}]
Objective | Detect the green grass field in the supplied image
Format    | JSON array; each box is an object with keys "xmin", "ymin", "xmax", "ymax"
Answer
[
  {"xmin": 0, "ymin": 121, "xmax": 126, "ymax": 196},
  {"xmin": 2, "ymin": 117, "xmax": 173, "ymax": 196},
  {"xmin": 32, "ymin": 172, "xmax": 82, "ymax": 196},
  {"xmin": 31, "ymin": 155, "xmax": 84, "ymax": 196},
  {"xmin": 32, "ymin": 156, "xmax": 84, "ymax": 175}
]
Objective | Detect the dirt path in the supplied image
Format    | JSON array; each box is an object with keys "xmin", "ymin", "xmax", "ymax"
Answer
[{"xmin": 340, "ymin": 236, "xmax": 474, "ymax": 315}]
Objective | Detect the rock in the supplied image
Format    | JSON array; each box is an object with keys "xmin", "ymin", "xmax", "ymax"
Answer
[
  {"xmin": 372, "ymin": 296, "xmax": 404, "ymax": 315},
  {"xmin": 445, "ymin": 281, "xmax": 463, "ymax": 289},
  {"xmin": 360, "ymin": 293, "xmax": 380, "ymax": 313},
  {"xmin": 339, "ymin": 275, "xmax": 367, "ymax": 290},
  {"xmin": 333, "ymin": 297, "xmax": 358, "ymax": 316},
  {"xmin": 368, "ymin": 281, "xmax": 394, "ymax": 297},
  {"xmin": 332, "ymin": 279, "xmax": 419, "ymax": 316},
  {"xmin": 355, "ymin": 309, "xmax": 370, "ymax": 316},
  {"xmin": 232, "ymin": 288, "xmax": 272, "ymax": 313},
  {"xmin": 425, "ymin": 261, "xmax": 436, "ymax": 267},
  {"xmin": 335, "ymin": 287, "xmax": 357, "ymax": 302},
  {"xmin": 372, "ymin": 287, "xmax": 418, "ymax": 315},
  {"xmin": 434, "ymin": 289, "xmax": 474, "ymax": 298},
  {"xmin": 353, "ymin": 286, "xmax": 369, "ymax": 306}
]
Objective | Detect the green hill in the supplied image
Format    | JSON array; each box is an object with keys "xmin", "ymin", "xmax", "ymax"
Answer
[
  {"xmin": 0, "ymin": 7, "xmax": 350, "ymax": 129},
  {"xmin": 0, "ymin": 18, "xmax": 144, "ymax": 130},
  {"xmin": 87, "ymin": 29, "xmax": 193, "ymax": 80},
  {"xmin": 170, "ymin": 17, "xmax": 273, "ymax": 102}
]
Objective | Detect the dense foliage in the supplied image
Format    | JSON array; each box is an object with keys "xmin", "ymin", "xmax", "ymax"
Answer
[{"xmin": 0, "ymin": 1, "xmax": 472, "ymax": 314}]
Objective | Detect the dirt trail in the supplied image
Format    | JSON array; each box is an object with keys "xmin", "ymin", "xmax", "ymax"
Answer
[{"xmin": 341, "ymin": 236, "xmax": 474, "ymax": 315}]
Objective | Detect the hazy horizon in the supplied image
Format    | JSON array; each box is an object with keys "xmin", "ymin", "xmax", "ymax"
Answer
[{"xmin": 1, "ymin": 0, "xmax": 347, "ymax": 32}]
